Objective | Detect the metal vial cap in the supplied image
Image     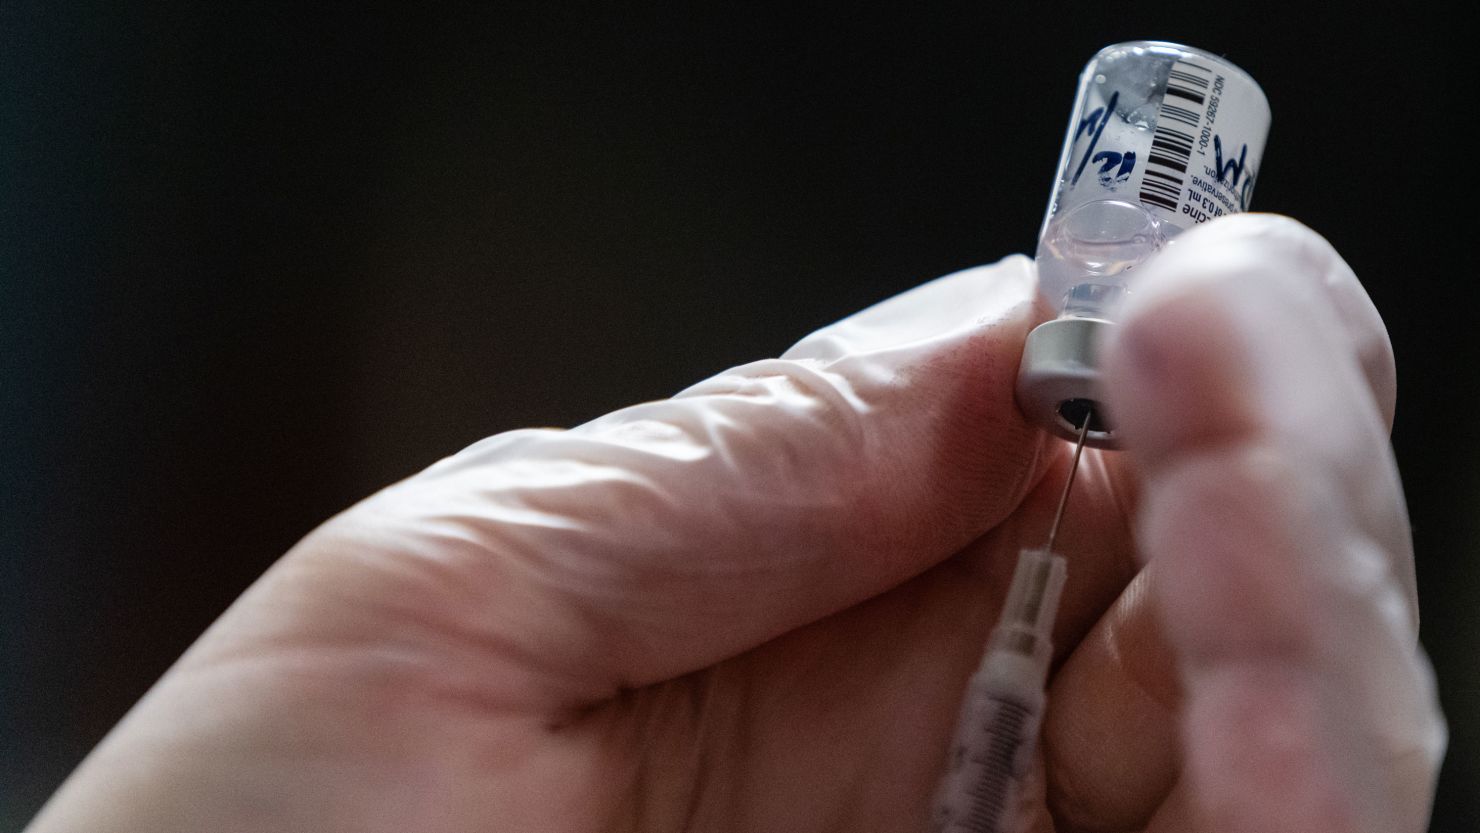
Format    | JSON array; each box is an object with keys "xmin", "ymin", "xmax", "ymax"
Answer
[{"xmin": 1014, "ymin": 316, "xmax": 1119, "ymax": 449}]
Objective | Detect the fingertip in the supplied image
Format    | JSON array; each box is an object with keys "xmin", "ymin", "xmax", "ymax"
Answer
[
  {"xmin": 1102, "ymin": 212, "xmax": 1399, "ymax": 478},
  {"xmin": 1115, "ymin": 214, "xmax": 1328, "ymax": 325},
  {"xmin": 780, "ymin": 255, "xmax": 1040, "ymax": 364},
  {"xmin": 1108, "ymin": 214, "xmax": 1396, "ymax": 433},
  {"xmin": 1102, "ymin": 288, "xmax": 1265, "ymax": 472}
]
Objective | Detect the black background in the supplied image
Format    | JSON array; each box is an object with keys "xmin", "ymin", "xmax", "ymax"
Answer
[{"xmin": 3, "ymin": 3, "xmax": 1474, "ymax": 829}]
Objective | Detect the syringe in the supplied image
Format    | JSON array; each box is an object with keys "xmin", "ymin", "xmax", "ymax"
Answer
[{"xmin": 929, "ymin": 414, "xmax": 1089, "ymax": 833}]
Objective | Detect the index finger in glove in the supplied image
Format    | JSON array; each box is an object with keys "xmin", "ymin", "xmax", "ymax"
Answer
[
  {"xmin": 1102, "ymin": 214, "xmax": 1446, "ymax": 832},
  {"xmin": 288, "ymin": 256, "xmax": 1050, "ymax": 711}
]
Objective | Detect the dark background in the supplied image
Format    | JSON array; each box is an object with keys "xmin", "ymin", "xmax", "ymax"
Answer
[{"xmin": 3, "ymin": 3, "xmax": 1473, "ymax": 829}]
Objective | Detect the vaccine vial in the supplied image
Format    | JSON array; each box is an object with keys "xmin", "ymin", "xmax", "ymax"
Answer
[{"xmin": 1015, "ymin": 41, "xmax": 1270, "ymax": 448}]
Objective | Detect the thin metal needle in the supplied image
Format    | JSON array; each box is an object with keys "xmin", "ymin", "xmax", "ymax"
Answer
[{"xmin": 1045, "ymin": 411, "xmax": 1093, "ymax": 554}]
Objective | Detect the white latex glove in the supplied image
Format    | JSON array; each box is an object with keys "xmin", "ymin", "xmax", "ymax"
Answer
[{"xmin": 27, "ymin": 214, "xmax": 1443, "ymax": 833}]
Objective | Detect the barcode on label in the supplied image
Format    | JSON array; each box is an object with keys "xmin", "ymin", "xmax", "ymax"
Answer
[{"xmin": 1138, "ymin": 60, "xmax": 1214, "ymax": 212}]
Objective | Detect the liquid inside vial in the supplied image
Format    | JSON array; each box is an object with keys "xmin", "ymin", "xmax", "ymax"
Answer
[
  {"xmin": 1034, "ymin": 46, "xmax": 1182, "ymax": 318},
  {"xmin": 1036, "ymin": 199, "xmax": 1164, "ymax": 318}
]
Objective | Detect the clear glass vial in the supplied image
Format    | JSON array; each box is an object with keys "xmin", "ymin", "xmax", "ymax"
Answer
[{"xmin": 1015, "ymin": 41, "xmax": 1270, "ymax": 448}]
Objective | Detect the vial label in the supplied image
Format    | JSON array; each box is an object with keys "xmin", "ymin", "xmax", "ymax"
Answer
[
  {"xmin": 1043, "ymin": 44, "xmax": 1270, "ymax": 243},
  {"xmin": 1134, "ymin": 58, "xmax": 1270, "ymax": 229}
]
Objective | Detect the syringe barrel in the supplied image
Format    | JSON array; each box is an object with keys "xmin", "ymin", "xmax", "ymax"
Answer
[
  {"xmin": 930, "ymin": 550, "xmax": 1064, "ymax": 832},
  {"xmin": 930, "ymin": 661, "xmax": 1046, "ymax": 833}
]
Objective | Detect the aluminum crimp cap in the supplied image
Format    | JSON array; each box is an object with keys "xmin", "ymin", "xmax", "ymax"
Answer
[{"xmin": 1014, "ymin": 316, "xmax": 1119, "ymax": 449}]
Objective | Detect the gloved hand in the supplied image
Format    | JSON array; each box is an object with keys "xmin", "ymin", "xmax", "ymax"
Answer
[{"xmin": 27, "ymin": 214, "xmax": 1444, "ymax": 833}]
